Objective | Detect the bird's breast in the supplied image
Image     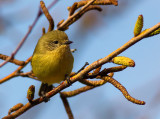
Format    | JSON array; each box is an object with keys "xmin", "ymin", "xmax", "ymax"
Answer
[{"xmin": 32, "ymin": 45, "xmax": 74, "ymax": 85}]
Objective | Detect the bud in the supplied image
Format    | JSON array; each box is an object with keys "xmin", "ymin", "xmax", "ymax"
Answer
[
  {"xmin": 134, "ymin": 15, "xmax": 143, "ymax": 36},
  {"xmin": 112, "ymin": 56, "xmax": 135, "ymax": 67},
  {"xmin": 27, "ymin": 85, "xmax": 35, "ymax": 103}
]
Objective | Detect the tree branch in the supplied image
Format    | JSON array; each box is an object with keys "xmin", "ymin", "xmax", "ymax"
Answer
[
  {"xmin": 57, "ymin": 0, "xmax": 96, "ymax": 30},
  {"xmin": 67, "ymin": 0, "xmax": 118, "ymax": 11},
  {"xmin": 0, "ymin": 57, "xmax": 32, "ymax": 84},
  {"xmin": 3, "ymin": 22, "xmax": 160, "ymax": 118},
  {"xmin": 103, "ymin": 76, "xmax": 145, "ymax": 105},
  {"xmin": 40, "ymin": 1, "xmax": 54, "ymax": 32},
  {"xmin": 0, "ymin": 54, "xmax": 25, "ymax": 66},
  {"xmin": 60, "ymin": 93, "xmax": 74, "ymax": 119},
  {"xmin": 0, "ymin": 0, "xmax": 58, "ymax": 67}
]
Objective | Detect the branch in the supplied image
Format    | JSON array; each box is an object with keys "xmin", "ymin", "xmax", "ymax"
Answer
[
  {"xmin": 67, "ymin": 0, "xmax": 118, "ymax": 11},
  {"xmin": 0, "ymin": 57, "xmax": 32, "ymax": 84},
  {"xmin": 77, "ymin": 23, "xmax": 160, "ymax": 76},
  {"xmin": 19, "ymin": 71, "xmax": 36, "ymax": 80},
  {"xmin": 61, "ymin": 75, "xmax": 145, "ymax": 105},
  {"xmin": 3, "ymin": 22, "xmax": 160, "ymax": 119},
  {"xmin": 0, "ymin": 54, "xmax": 25, "ymax": 66},
  {"xmin": 57, "ymin": 0, "xmax": 96, "ymax": 30},
  {"xmin": 103, "ymin": 76, "xmax": 145, "ymax": 105},
  {"xmin": 63, "ymin": 5, "xmax": 102, "ymax": 30},
  {"xmin": 61, "ymin": 85, "xmax": 95, "ymax": 97},
  {"xmin": 8, "ymin": 103, "xmax": 24, "ymax": 115},
  {"xmin": 99, "ymin": 65, "xmax": 127, "ymax": 75},
  {"xmin": 85, "ymin": 65, "xmax": 127, "ymax": 79},
  {"xmin": 60, "ymin": 93, "xmax": 74, "ymax": 119},
  {"xmin": 0, "ymin": 0, "xmax": 58, "ymax": 67},
  {"xmin": 57, "ymin": 0, "xmax": 118, "ymax": 30},
  {"xmin": 60, "ymin": 74, "xmax": 114, "ymax": 97},
  {"xmin": 40, "ymin": 1, "xmax": 54, "ymax": 32}
]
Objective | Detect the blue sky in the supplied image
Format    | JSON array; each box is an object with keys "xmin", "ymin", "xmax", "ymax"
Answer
[{"xmin": 0, "ymin": 0, "xmax": 160, "ymax": 119}]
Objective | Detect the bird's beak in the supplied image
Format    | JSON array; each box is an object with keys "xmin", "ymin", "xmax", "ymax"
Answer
[{"xmin": 64, "ymin": 40, "xmax": 73, "ymax": 45}]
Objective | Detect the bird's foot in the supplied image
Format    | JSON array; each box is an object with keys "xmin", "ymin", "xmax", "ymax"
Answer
[{"xmin": 39, "ymin": 83, "xmax": 53, "ymax": 102}]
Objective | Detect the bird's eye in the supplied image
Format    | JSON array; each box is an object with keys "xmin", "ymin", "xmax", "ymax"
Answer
[{"xmin": 53, "ymin": 40, "xmax": 58, "ymax": 44}]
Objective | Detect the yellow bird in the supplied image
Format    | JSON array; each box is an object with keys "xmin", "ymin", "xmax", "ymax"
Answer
[{"xmin": 31, "ymin": 30, "xmax": 74, "ymax": 96}]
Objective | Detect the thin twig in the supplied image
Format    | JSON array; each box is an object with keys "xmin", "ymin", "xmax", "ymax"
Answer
[
  {"xmin": 0, "ymin": 0, "xmax": 58, "ymax": 68},
  {"xmin": 82, "ymin": 65, "xmax": 126, "ymax": 79},
  {"xmin": 0, "ymin": 57, "xmax": 32, "ymax": 84},
  {"xmin": 64, "ymin": 5, "xmax": 102, "ymax": 30},
  {"xmin": 69, "ymin": 2, "xmax": 78, "ymax": 16},
  {"xmin": 99, "ymin": 65, "xmax": 127, "ymax": 76},
  {"xmin": 57, "ymin": 19, "xmax": 65, "ymax": 28},
  {"xmin": 103, "ymin": 76, "xmax": 145, "ymax": 105},
  {"xmin": 8, "ymin": 103, "xmax": 24, "ymax": 115},
  {"xmin": 77, "ymin": 62, "xmax": 89, "ymax": 74},
  {"xmin": 40, "ymin": 1, "xmax": 54, "ymax": 31},
  {"xmin": 61, "ymin": 86, "xmax": 95, "ymax": 97},
  {"xmin": 47, "ymin": 0, "xmax": 58, "ymax": 10},
  {"xmin": 92, "ymin": 65, "xmax": 102, "ymax": 74},
  {"xmin": 64, "ymin": 75, "xmax": 145, "ymax": 105},
  {"xmin": 0, "ymin": 8, "xmax": 41, "ymax": 68},
  {"xmin": 60, "ymin": 93, "xmax": 74, "ymax": 119},
  {"xmin": 79, "ymin": 78, "xmax": 108, "ymax": 86},
  {"xmin": 0, "ymin": 54, "xmax": 25, "ymax": 66},
  {"xmin": 57, "ymin": 0, "xmax": 96, "ymax": 30},
  {"xmin": 67, "ymin": 0, "xmax": 118, "ymax": 11},
  {"xmin": 79, "ymin": 72, "xmax": 113, "ymax": 86},
  {"xmin": 19, "ymin": 71, "xmax": 37, "ymax": 80}
]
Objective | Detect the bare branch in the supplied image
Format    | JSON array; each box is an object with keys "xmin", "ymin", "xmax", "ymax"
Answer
[
  {"xmin": 92, "ymin": 65, "xmax": 102, "ymax": 74},
  {"xmin": 99, "ymin": 65, "xmax": 127, "ymax": 76},
  {"xmin": 80, "ymin": 66, "xmax": 126, "ymax": 79},
  {"xmin": 3, "ymin": 0, "xmax": 160, "ymax": 118},
  {"xmin": 2, "ymin": 22, "xmax": 160, "ymax": 118},
  {"xmin": 0, "ymin": 7, "xmax": 41, "ymax": 68},
  {"xmin": 0, "ymin": 57, "xmax": 32, "ymax": 84},
  {"xmin": 0, "ymin": 0, "xmax": 58, "ymax": 67},
  {"xmin": 103, "ymin": 76, "xmax": 145, "ymax": 105},
  {"xmin": 74, "ymin": 23, "xmax": 160, "ymax": 78},
  {"xmin": 79, "ymin": 78, "xmax": 107, "ymax": 86},
  {"xmin": 79, "ymin": 72, "xmax": 114, "ymax": 86},
  {"xmin": 0, "ymin": 54, "xmax": 25, "ymax": 66},
  {"xmin": 40, "ymin": 1, "xmax": 54, "ymax": 31},
  {"xmin": 8, "ymin": 103, "xmax": 24, "ymax": 115},
  {"xmin": 67, "ymin": 0, "xmax": 118, "ymax": 11},
  {"xmin": 61, "ymin": 85, "xmax": 95, "ymax": 97},
  {"xmin": 77, "ymin": 62, "xmax": 89, "ymax": 74},
  {"xmin": 58, "ymin": 5, "xmax": 102, "ymax": 31},
  {"xmin": 57, "ymin": 0, "xmax": 96, "ymax": 30},
  {"xmin": 62, "ymin": 74, "xmax": 115, "ymax": 96},
  {"xmin": 60, "ymin": 93, "xmax": 74, "ymax": 119},
  {"xmin": 66, "ymin": 75, "xmax": 145, "ymax": 105},
  {"xmin": 19, "ymin": 71, "xmax": 36, "ymax": 80},
  {"xmin": 69, "ymin": 2, "xmax": 78, "ymax": 16}
]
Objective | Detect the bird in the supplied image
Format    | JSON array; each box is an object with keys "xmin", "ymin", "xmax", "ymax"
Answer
[{"xmin": 31, "ymin": 30, "xmax": 74, "ymax": 97}]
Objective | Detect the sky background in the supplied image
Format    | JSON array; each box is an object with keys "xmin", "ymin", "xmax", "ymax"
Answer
[{"xmin": 0, "ymin": 0, "xmax": 160, "ymax": 119}]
